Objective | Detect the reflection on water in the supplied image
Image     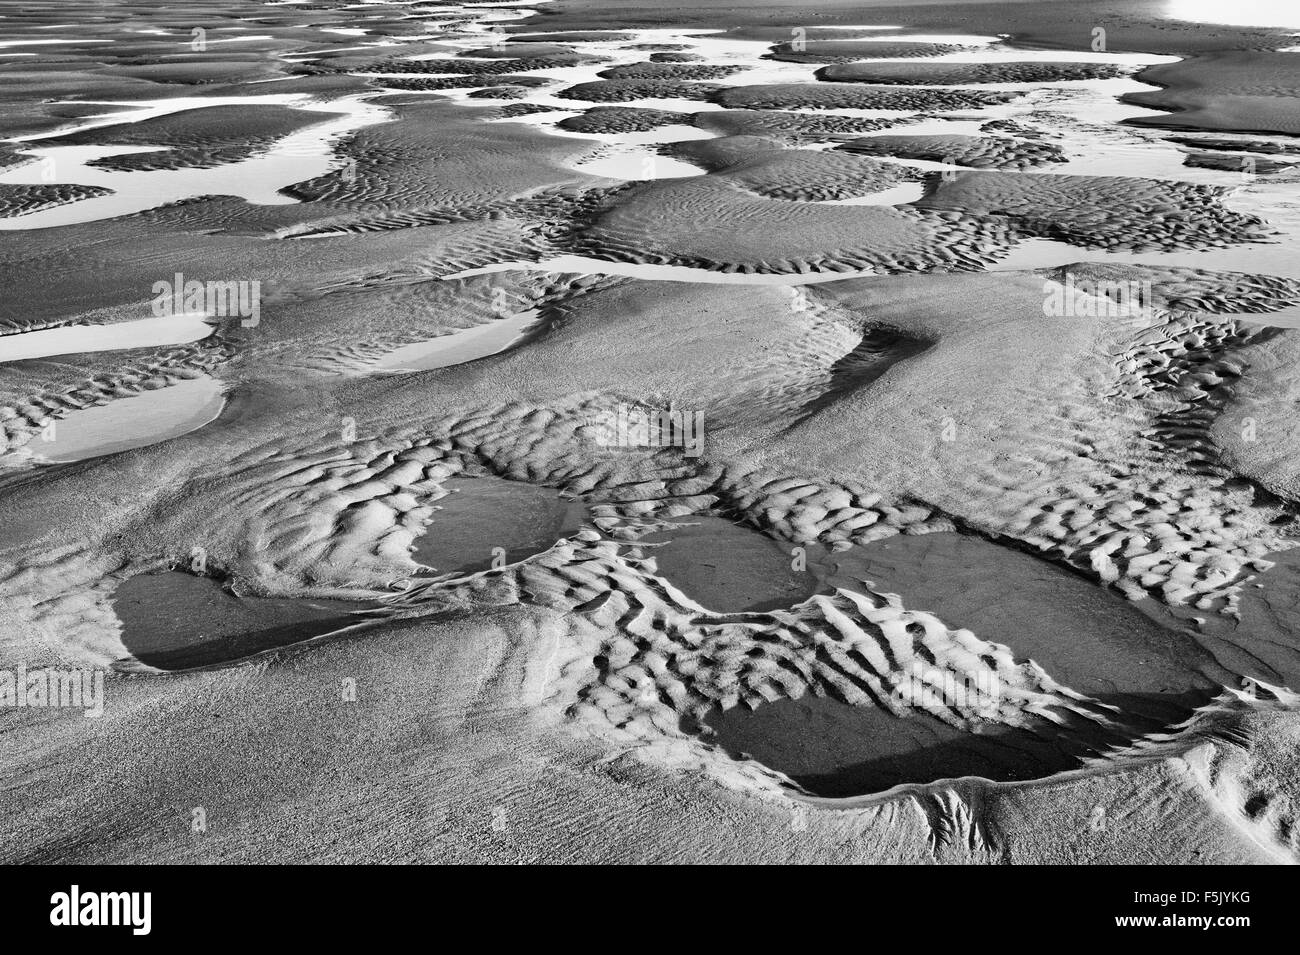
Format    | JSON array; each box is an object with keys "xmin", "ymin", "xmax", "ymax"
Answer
[{"xmin": 1164, "ymin": 0, "xmax": 1300, "ymax": 28}]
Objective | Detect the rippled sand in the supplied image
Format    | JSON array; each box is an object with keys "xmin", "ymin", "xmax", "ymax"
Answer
[{"xmin": 1, "ymin": 0, "xmax": 1300, "ymax": 865}]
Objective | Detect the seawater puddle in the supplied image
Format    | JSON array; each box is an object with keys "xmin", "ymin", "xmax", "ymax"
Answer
[
  {"xmin": 697, "ymin": 696, "xmax": 1091, "ymax": 797},
  {"xmin": 0, "ymin": 94, "xmax": 391, "ymax": 229},
  {"xmin": 0, "ymin": 313, "xmax": 214, "ymax": 363},
  {"xmin": 373, "ymin": 309, "xmax": 540, "ymax": 372},
  {"xmin": 412, "ymin": 475, "xmax": 588, "ymax": 576},
  {"xmin": 694, "ymin": 529, "xmax": 1221, "ymax": 797},
  {"xmin": 640, "ymin": 515, "xmax": 824, "ymax": 612},
  {"xmin": 113, "ymin": 571, "xmax": 380, "ymax": 670},
  {"xmin": 34, "ymin": 375, "xmax": 226, "ymax": 464}
]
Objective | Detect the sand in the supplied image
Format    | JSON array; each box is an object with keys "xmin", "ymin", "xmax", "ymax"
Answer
[
  {"xmin": 1123, "ymin": 52, "xmax": 1300, "ymax": 135},
  {"xmin": 3, "ymin": 0, "xmax": 1300, "ymax": 868},
  {"xmin": 41, "ymin": 105, "xmax": 351, "ymax": 172},
  {"xmin": 838, "ymin": 133, "xmax": 1066, "ymax": 170},
  {"xmin": 819, "ymin": 61, "xmax": 1130, "ymax": 85}
]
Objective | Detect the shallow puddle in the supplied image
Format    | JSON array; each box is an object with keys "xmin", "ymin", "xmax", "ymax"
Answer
[
  {"xmin": 698, "ymin": 695, "xmax": 1090, "ymax": 797},
  {"xmin": 641, "ymin": 515, "xmax": 823, "ymax": 612},
  {"xmin": 412, "ymin": 475, "xmax": 588, "ymax": 576},
  {"xmin": 0, "ymin": 314, "xmax": 214, "ymax": 363},
  {"xmin": 373, "ymin": 310, "xmax": 540, "ymax": 372},
  {"xmin": 34, "ymin": 375, "xmax": 225, "ymax": 463},
  {"xmin": 114, "ymin": 571, "xmax": 378, "ymax": 670}
]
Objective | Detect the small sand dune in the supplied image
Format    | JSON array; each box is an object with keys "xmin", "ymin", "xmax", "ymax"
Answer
[
  {"xmin": 819, "ymin": 60, "xmax": 1130, "ymax": 85},
  {"xmin": 41, "ymin": 104, "xmax": 350, "ymax": 173},
  {"xmin": 838, "ymin": 133, "xmax": 1066, "ymax": 170},
  {"xmin": 1124, "ymin": 51, "xmax": 1300, "ymax": 135},
  {"xmin": 915, "ymin": 170, "xmax": 1273, "ymax": 251},
  {"xmin": 0, "ymin": 182, "xmax": 111, "ymax": 219},
  {"xmin": 715, "ymin": 82, "xmax": 1023, "ymax": 111},
  {"xmin": 765, "ymin": 39, "xmax": 977, "ymax": 64}
]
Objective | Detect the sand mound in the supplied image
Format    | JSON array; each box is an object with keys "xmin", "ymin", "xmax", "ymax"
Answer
[
  {"xmin": 556, "ymin": 106, "xmax": 693, "ymax": 134},
  {"xmin": 44, "ymin": 105, "xmax": 345, "ymax": 173},
  {"xmin": 0, "ymin": 145, "xmax": 30, "ymax": 172},
  {"xmin": 715, "ymin": 83, "xmax": 1022, "ymax": 112},
  {"xmin": 1052, "ymin": 264, "xmax": 1300, "ymax": 316},
  {"xmin": 1167, "ymin": 136, "xmax": 1300, "ymax": 156},
  {"xmin": 0, "ymin": 183, "xmax": 111, "ymax": 219},
  {"xmin": 110, "ymin": 58, "xmax": 286, "ymax": 86},
  {"xmin": 695, "ymin": 108, "xmax": 921, "ymax": 141},
  {"xmin": 466, "ymin": 86, "xmax": 534, "ymax": 101},
  {"xmin": 649, "ymin": 51, "xmax": 702, "ymax": 63},
  {"xmin": 666, "ymin": 135, "xmax": 915, "ymax": 200},
  {"xmin": 1183, "ymin": 152, "xmax": 1295, "ymax": 174},
  {"xmin": 598, "ymin": 61, "xmax": 743, "ymax": 81},
  {"xmin": 838, "ymin": 133, "xmax": 1066, "ymax": 170},
  {"xmin": 281, "ymin": 100, "xmax": 595, "ymax": 212},
  {"xmin": 556, "ymin": 79, "xmax": 721, "ymax": 103},
  {"xmin": 914, "ymin": 171, "xmax": 1272, "ymax": 251},
  {"xmin": 496, "ymin": 103, "xmax": 564, "ymax": 119},
  {"xmin": 765, "ymin": 39, "xmax": 975, "ymax": 64},
  {"xmin": 358, "ymin": 53, "xmax": 602, "ymax": 75},
  {"xmin": 818, "ymin": 61, "xmax": 1129, "ymax": 85},
  {"xmin": 574, "ymin": 176, "xmax": 1012, "ymax": 272},
  {"xmin": 371, "ymin": 75, "xmax": 552, "ymax": 92},
  {"xmin": 1124, "ymin": 52, "xmax": 1300, "ymax": 136}
]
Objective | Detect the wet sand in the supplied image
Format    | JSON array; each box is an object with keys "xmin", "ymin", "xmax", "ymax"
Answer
[{"xmin": 1, "ymin": 0, "xmax": 1299, "ymax": 867}]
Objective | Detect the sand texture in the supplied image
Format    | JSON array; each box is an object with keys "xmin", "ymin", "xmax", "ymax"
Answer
[{"xmin": 2, "ymin": 0, "xmax": 1300, "ymax": 867}]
